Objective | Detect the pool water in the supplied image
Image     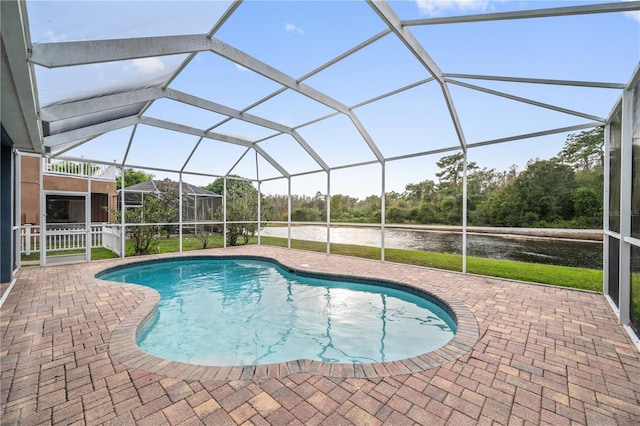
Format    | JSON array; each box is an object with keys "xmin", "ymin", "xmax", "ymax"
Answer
[{"xmin": 99, "ymin": 258, "xmax": 456, "ymax": 366}]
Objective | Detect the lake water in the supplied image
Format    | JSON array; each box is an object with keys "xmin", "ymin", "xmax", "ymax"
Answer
[{"xmin": 260, "ymin": 225, "xmax": 604, "ymax": 269}]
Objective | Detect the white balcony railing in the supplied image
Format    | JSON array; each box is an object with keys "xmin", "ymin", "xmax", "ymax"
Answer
[{"xmin": 43, "ymin": 158, "xmax": 117, "ymax": 181}]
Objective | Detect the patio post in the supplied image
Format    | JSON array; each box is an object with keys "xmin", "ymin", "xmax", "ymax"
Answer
[
  {"xmin": 179, "ymin": 173, "xmax": 183, "ymax": 253},
  {"xmin": 326, "ymin": 170, "xmax": 330, "ymax": 255},
  {"xmin": 256, "ymin": 151, "xmax": 261, "ymax": 246},
  {"xmin": 25, "ymin": 225, "xmax": 31, "ymax": 256},
  {"xmin": 381, "ymin": 161, "xmax": 386, "ymax": 262},
  {"xmin": 287, "ymin": 177, "xmax": 291, "ymax": 249},
  {"xmin": 120, "ymin": 166, "xmax": 125, "ymax": 258},
  {"xmin": 462, "ymin": 151, "xmax": 468, "ymax": 274},
  {"xmin": 223, "ymin": 177, "xmax": 227, "ymax": 249},
  {"xmin": 618, "ymin": 86, "xmax": 633, "ymax": 325}
]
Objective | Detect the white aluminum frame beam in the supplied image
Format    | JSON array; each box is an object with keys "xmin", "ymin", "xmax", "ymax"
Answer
[
  {"xmin": 139, "ymin": 117, "xmax": 289, "ymax": 178},
  {"xmin": 180, "ymin": 137, "xmax": 204, "ymax": 173},
  {"xmin": 40, "ymin": 87, "xmax": 163, "ymax": 121},
  {"xmin": 384, "ymin": 122, "xmax": 603, "ymax": 163},
  {"xmin": 166, "ymin": 89, "xmax": 330, "ymax": 171},
  {"xmin": 367, "ymin": 0, "xmax": 468, "ymax": 151},
  {"xmin": 617, "ymin": 85, "xmax": 634, "ymax": 325},
  {"xmin": 30, "ymin": 35, "xmax": 351, "ymax": 113},
  {"xmin": 367, "ymin": 1, "xmax": 443, "ymax": 83},
  {"xmin": 2, "ymin": 0, "xmax": 44, "ymax": 152},
  {"xmin": 297, "ymin": 29, "xmax": 391, "ymax": 81},
  {"xmin": 403, "ymin": 1, "xmax": 640, "ymax": 26},
  {"xmin": 30, "ymin": 33, "xmax": 387, "ymax": 164},
  {"xmin": 43, "ymin": 115, "xmax": 139, "ymax": 146},
  {"xmin": 289, "ymin": 131, "xmax": 330, "ymax": 171},
  {"xmin": 443, "ymin": 73, "xmax": 627, "ymax": 89},
  {"xmin": 161, "ymin": 0, "xmax": 243, "ymax": 90},
  {"xmin": 447, "ymin": 79, "xmax": 607, "ymax": 123},
  {"xmin": 40, "ymin": 85, "xmax": 328, "ymax": 173},
  {"xmin": 43, "ymin": 113, "xmax": 290, "ymax": 177},
  {"xmin": 466, "ymin": 122, "xmax": 604, "ymax": 149},
  {"xmin": 50, "ymin": 135, "xmax": 101, "ymax": 158},
  {"xmin": 166, "ymin": 89, "xmax": 289, "ymax": 134},
  {"xmin": 137, "ymin": 2, "xmax": 244, "ymax": 133},
  {"xmin": 207, "ymin": 37, "xmax": 385, "ymax": 163},
  {"xmin": 30, "ymin": 34, "xmax": 213, "ymax": 68},
  {"xmin": 351, "ymin": 78, "xmax": 435, "ymax": 110}
]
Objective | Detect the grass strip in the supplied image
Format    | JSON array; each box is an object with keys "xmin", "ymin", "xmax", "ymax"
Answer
[{"xmin": 257, "ymin": 236, "xmax": 603, "ymax": 292}]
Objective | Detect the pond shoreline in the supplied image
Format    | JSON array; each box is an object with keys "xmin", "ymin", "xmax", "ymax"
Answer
[{"xmin": 268, "ymin": 223, "xmax": 603, "ymax": 242}]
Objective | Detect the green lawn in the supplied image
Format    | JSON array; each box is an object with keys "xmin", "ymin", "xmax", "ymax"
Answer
[
  {"xmin": 633, "ymin": 273, "xmax": 640, "ymax": 336},
  {"xmin": 21, "ymin": 247, "xmax": 120, "ymax": 263},
  {"xmin": 257, "ymin": 236, "xmax": 603, "ymax": 292}
]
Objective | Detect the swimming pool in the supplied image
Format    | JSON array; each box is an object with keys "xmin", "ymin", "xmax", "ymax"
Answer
[{"xmin": 98, "ymin": 257, "xmax": 457, "ymax": 366}]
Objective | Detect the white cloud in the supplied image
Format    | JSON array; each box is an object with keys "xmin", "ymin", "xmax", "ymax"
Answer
[
  {"xmin": 622, "ymin": 0, "xmax": 640, "ymax": 22},
  {"xmin": 415, "ymin": 0, "xmax": 490, "ymax": 16},
  {"xmin": 624, "ymin": 11, "xmax": 640, "ymax": 22},
  {"xmin": 623, "ymin": 0, "xmax": 640, "ymax": 22},
  {"xmin": 42, "ymin": 31, "xmax": 67, "ymax": 42},
  {"xmin": 131, "ymin": 57, "xmax": 165, "ymax": 74},
  {"xmin": 284, "ymin": 22, "xmax": 304, "ymax": 35},
  {"xmin": 235, "ymin": 63, "xmax": 249, "ymax": 72}
]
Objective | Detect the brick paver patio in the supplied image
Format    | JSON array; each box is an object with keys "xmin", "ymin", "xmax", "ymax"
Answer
[{"xmin": 2, "ymin": 245, "xmax": 639, "ymax": 425}]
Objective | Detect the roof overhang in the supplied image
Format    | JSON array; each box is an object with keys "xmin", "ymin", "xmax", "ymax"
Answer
[{"xmin": 1, "ymin": 0, "xmax": 43, "ymax": 153}]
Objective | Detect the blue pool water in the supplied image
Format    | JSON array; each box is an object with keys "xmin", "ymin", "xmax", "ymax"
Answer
[{"xmin": 98, "ymin": 258, "xmax": 456, "ymax": 366}]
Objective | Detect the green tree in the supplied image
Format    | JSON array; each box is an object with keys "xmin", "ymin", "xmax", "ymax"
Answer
[
  {"xmin": 433, "ymin": 153, "xmax": 479, "ymax": 225},
  {"xmin": 404, "ymin": 180, "xmax": 437, "ymax": 205},
  {"xmin": 558, "ymin": 127, "xmax": 604, "ymax": 171},
  {"xmin": 154, "ymin": 179, "xmax": 180, "ymax": 238},
  {"xmin": 436, "ymin": 191, "xmax": 463, "ymax": 225},
  {"xmin": 466, "ymin": 167, "xmax": 503, "ymax": 224},
  {"xmin": 206, "ymin": 177, "xmax": 259, "ymax": 246},
  {"xmin": 515, "ymin": 159, "xmax": 575, "ymax": 225},
  {"xmin": 436, "ymin": 153, "xmax": 478, "ymax": 189},
  {"xmin": 117, "ymin": 169, "xmax": 154, "ymax": 190},
  {"xmin": 330, "ymin": 194, "xmax": 358, "ymax": 221},
  {"xmin": 114, "ymin": 196, "xmax": 166, "ymax": 255},
  {"xmin": 386, "ymin": 202, "xmax": 410, "ymax": 224},
  {"xmin": 261, "ymin": 194, "xmax": 289, "ymax": 221},
  {"xmin": 571, "ymin": 169, "xmax": 604, "ymax": 227},
  {"xmin": 291, "ymin": 207, "xmax": 322, "ymax": 222},
  {"xmin": 476, "ymin": 185, "xmax": 523, "ymax": 226},
  {"xmin": 572, "ymin": 187, "xmax": 600, "ymax": 222}
]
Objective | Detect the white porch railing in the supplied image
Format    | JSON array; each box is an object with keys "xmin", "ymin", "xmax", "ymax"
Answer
[
  {"xmin": 43, "ymin": 158, "xmax": 117, "ymax": 181},
  {"xmin": 20, "ymin": 223, "xmax": 122, "ymax": 257}
]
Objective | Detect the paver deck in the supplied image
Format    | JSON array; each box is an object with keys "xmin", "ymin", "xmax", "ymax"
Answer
[{"xmin": 2, "ymin": 245, "xmax": 639, "ymax": 425}]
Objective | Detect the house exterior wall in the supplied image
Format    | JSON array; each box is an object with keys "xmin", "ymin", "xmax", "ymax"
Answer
[
  {"xmin": 20, "ymin": 155, "xmax": 40, "ymax": 225},
  {"xmin": 20, "ymin": 155, "xmax": 118, "ymax": 225},
  {"xmin": 43, "ymin": 174, "xmax": 88, "ymax": 192}
]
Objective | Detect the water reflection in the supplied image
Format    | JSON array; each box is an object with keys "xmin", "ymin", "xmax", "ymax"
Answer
[
  {"xmin": 101, "ymin": 259, "xmax": 456, "ymax": 365},
  {"xmin": 260, "ymin": 225, "xmax": 606, "ymax": 269}
]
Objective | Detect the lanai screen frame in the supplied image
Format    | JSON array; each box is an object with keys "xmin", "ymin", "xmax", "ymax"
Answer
[
  {"xmin": 604, "ymin": 63, "xmax": 640, "ymax": 346},
  {"xmin": 5, "ymin": 1, "xmax": 640, "ymax": 340}
]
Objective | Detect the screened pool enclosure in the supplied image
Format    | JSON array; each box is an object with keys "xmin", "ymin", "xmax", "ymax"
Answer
[
  {"xmin": 1, "ymin": 1, "xmax": 639, "ymax": 344},
  {"xmin": 121, "ymin": 179, "xmax": 222, "ymax": 223}
]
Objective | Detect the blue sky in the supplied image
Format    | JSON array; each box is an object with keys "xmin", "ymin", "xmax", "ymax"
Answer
[{"xmin": 27, "ymin": 0, "xmax": 640, "ymax": 198}]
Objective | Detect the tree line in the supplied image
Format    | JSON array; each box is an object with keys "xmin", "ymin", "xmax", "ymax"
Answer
[
  {"xmin": 260, "ymin": 127, "xmax": 604, "ymax": 229},
  {"xmin": 119, "ymin": 127, "xmax": 604, "ymax": 249}
]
